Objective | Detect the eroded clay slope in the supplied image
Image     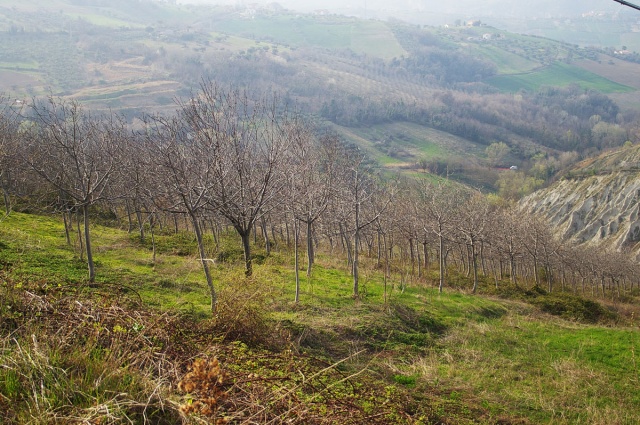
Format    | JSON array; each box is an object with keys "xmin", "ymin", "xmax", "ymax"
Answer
[{"xmin": 520, "ymin": 146, "xmax": 640, "ymax": 258}]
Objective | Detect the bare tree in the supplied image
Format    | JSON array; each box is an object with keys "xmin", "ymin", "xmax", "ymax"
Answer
[
  {"xmin": 334, "ymin": 150, "xmax": 393, "ymax": 298},
  {"xmin": 491, "ymin": 206, "xmax": 524, "ymax": 286},
  {"xmin": 417, "ymin": 180, "xmax": 461, "ymax": 293},
  {"xmin": 144, "ymin": 112, "xmax": 220, "ymax": 311},
  {"xmin": 181, "ymin": 82, "xmax": 294, "ymax": 277},
  {"xmin": 22, "ymin": 98, "xmax": 124, "ymax": 282},
  {"xmin": 288, "ymin": 130, "xmax": 339, "ymax": 282},
  {"xmin": 455, "ymin": 191, "xmax": 490, "ymax": 293},
  {"xmin": 0, "ymin": 97, "xmax": 21, "ymax": 215},
  {"xmin": 520, "ymin": 215, "xmax": 553, "ymax": 289},
  {"xmin": 119, "ymin": 132, "xmax": 162, "ymax": 262}
]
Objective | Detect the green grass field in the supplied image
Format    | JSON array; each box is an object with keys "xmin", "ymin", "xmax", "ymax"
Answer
[
  {"xmin": 335, "ymin": 122, "xmax": 484, "ymax": 167},
  {"xmin": 67, "ymin": 13, "xmax": 144, "ymax": 28},
  {"xmin": 468, "ymin": 44, "xmax": 541, "ymax": 74},
  {"xmin": 2, "ymin": 211, "xmax": 639, "ymax": 423},
  {"xmin": 487, "ymin": 62, "xmax": 635, "ymax": 93},
  {"xmin": 213, "ymin": 15, "xmax": 406, "ymax": 59}
]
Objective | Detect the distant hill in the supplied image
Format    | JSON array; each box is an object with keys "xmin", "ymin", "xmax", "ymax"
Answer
[
  {"xmin": 215, "ymin": 0, "xmax": 622, "ymax": 19},
  {"xmin": 1, "ymin": 0, "xmax": 640, "ymax": 188}
]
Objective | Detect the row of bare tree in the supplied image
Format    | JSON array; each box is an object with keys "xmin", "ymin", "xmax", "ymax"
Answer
[{"xmin": 1, "ymin": 85, "xmax": 638, "ymax": 313}]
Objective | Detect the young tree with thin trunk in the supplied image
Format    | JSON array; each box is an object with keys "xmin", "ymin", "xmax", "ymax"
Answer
[
  {"xmin": 22, "ymin": 98, "xmax": 123, "ymax": 283},
  {"xmin": 417, "ymin": 180, "xmax": 461, "ymax": 293},
  {"xmin": 334, "ymin": 151, "xmax": 393, "ymax": 298},
  {"xmin": 455, "ymin": 191, "xmax": 490, "ymax": 293},
  {"xmin": 144, "ymin": 113, "xmax": 220, "ymax": 312},
  {"xmin": 0, "ymin": 97, "xmax": 20, "ymax": 216},
  {"xmin": 288, "ymin": 130, "xmax": 339, "ymax": 285},
  {"xmin": 181, "ymin": 82, "xmax": 294, "ymax": 277}
]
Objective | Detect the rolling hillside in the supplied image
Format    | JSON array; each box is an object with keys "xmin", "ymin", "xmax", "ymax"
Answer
[
  {"xmin": 0, "ymin": 0, "xmax": 638, "ymax": 186},
  {"xmin": 1, "ymin": 210, "xmax": 639, "ymax": 424}
]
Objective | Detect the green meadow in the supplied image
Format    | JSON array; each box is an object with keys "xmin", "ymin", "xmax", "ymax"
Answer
[
  {"xmin": 487, "ymin": 62, "xmax": 634, "ymax": 93},
  {"xmin": 213, "ymin": 16, "xmax": 406, "ymax": 59},
  {"xmin": 1, "ymin": 211, "xmax": 639, "ymax": 424}
]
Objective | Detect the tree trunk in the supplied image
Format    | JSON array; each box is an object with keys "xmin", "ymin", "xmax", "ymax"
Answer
[
  {"xmin": 294, "ymin": 218, "xmax": 300, "ymax": 303},
  {"xmin": 62, "ymin": 210, "xmax": 72, "ymax": 246},
  {"xmin": 241, "ymin": 229, "xmax": 253, "ymax": 277},
  {"xmin": 383, "ymin": 232, "xmax": 389, "ymax": 304},
  {"xmin": 2, "ymin": 186, "xmax": 10, "ymax": 216},
  {"xmin": 136, "ymin": 207, "xmax": 145, "ymax": 243},
  {"xmin": 491, "ymin": 259, "xmax": 499, "ymax": 289},
  {"xmin": 409, "ymin": 238, "xmax": 416, "ymax": 277},
  {"xmin": 438, "ymin": 234, "xmax": 445, "ymax": 293},
  {"xmin": 83, "ymin": 204, "xmax": 96, "ymax": 283},
  {"xmin": 340, "ymin": 222, "xmax": 352, "ymax": 268},
  {"xmin": 377, "ymin": 230, "xmax": 382, "ymax": 268},
  {"xmin": 261, "ymin": 217, "xmax": 271, "ymax": 256},
  {"xmin": 77, "ymin": 210, "xmax": 84, "ymax": 261},
  {"xmin": 271, "ymin": 225, "xmax": 278, "ymax": 251},
  {"xmin": 417, "ymin": 240, "xmax": 422, "ymax": 278},
  {"xmin": 125, "ymin": 200, "xmax": 134, "ymax": 233},
  {"xmin": 191, "ymin": 212, "xmax": 217, "ymax": 312},
  {"xmin": 150, "ymin": 214, "xmax": 157, "ymax": 265},
  {"xmin": 353, "ymin": 202, "xmax": 360, "ymax": 298},
  {"xmin": 471, "ymin": 243, "xmax": 478, "ymax": 294},
  {"xmin": 423, "ymin": 242, "xmax": 429, "ymax": 273},
  {"xmin": 465, "ymin": 245, "xmax": 471, "ymax": 277},
  {"xmin": 306, "ymin": 220, "xmax": 314, "ymax": 277},
  {"xmin": 210, "ymin": 220, "xmax": 219, "ymax": 249},
  {"xmin": 253, "ymin": 222, "xmax": 257, "ymax": 245},
  {"xmin": 510, "ymin": 255, "xmax": 517, "ymax": 286}
]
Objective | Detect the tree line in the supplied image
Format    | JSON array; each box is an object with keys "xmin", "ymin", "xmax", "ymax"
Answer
[{"xmin": 1, "ymin": 86, "xmax": 638, "ymax": 313}]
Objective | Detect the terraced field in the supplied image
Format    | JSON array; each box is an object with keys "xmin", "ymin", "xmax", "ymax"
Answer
[{"xmin": 213, "ymin": 15, "xmax": 407, "ymax": 60}]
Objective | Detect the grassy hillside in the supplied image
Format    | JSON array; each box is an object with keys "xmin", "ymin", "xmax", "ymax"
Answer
[
  {"xmin": 1, "ymin": 212, "xmax": 639, "ymax": 424},
  {"xmin": 333, "ymin": 122, "xmax": 482, "ymax": 166},
  {"xmin": 212, "ymin": 15, "xmax": 407, "ymax": 60},
  {"xmin": 487, "ymin": 62, "xmax": 634, "ymax": 93}
]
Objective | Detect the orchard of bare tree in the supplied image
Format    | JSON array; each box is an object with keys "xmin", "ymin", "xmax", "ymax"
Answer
[{"xmin": 2, "ymin": 83, "xmax": 639, "ymax": 424}]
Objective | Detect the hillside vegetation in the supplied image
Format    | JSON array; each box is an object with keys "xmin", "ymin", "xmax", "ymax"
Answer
[
  {"xmin": 1, "ymin": 0, "xmax": 640, "ymax": 189},
  {"xmin": 1, "ymin": 84, "xmax": 640, "ymax": 423},
  {"xmin": 2, "ymin": 211, "xmax": 640, "ymax": 424},
  {"xmin": 2, "ymin": 3, "xmax": 640, "ymax": 423}
]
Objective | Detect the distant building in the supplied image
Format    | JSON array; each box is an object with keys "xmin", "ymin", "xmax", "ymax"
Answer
[{"xmin": 266, "ymin": 3, "xmax": 284, "ymax": 12}]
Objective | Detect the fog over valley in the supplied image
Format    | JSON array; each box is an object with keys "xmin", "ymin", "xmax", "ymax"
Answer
[{"xmin": 179, "ymin": 0, "xmax": 630, "ymax": 23}]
